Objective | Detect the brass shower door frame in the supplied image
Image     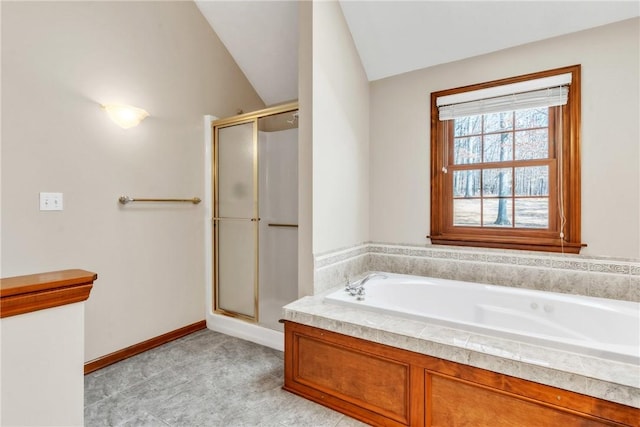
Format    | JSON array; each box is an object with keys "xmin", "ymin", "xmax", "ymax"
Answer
[{"xmin": 212, "ymin": 101, "xmax": 298, "ymax": 323}]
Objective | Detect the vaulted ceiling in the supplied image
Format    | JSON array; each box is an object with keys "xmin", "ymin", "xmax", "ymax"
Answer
[{"xmin": 195, "ymin": 1, "xmax": 639, "ymax": 106}]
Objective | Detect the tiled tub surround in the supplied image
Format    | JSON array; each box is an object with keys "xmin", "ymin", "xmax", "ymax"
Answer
[
  {"xmin": 314, "ymin": 243, "xmax": 640, "ymax": 302},
  {"xmin": 304, "ymin": 243, "xmax": 640, "ymax": 409},
  {"xmin": 314, "ymin": 244, "xmax": 370, "ymax": 295}
]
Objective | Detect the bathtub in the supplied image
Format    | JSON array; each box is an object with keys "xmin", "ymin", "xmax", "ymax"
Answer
[{"xmin": 324, "ymin": 273, "xmax": 640, "ymax": 364}]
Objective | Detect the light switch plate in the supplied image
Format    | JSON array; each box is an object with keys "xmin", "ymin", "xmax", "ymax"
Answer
[{"xmin": 40, "ymin": 192, "xmax": 63, "ymax": 211}]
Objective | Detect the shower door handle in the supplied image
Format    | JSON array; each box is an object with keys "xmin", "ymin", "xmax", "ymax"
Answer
[
  {"xmin": 212, "ymin": 217, "xmax": 260, "ymax": 222},
  {"xmin": 267, "ymin": 223, "xmax": 298, "ymax": 228}
]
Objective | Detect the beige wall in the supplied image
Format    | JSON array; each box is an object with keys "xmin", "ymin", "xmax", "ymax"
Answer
[
  {"xmin": 1, "ymin": 1, "xmax": 264, "ymax": 361},
  {"xmin": 370, "ymin": 18, "xmax": 640, "ymax": 259},
  {"xmin": 297, "ymin": 0, "xmax": 314, "ymax": 297},
  {"xmin": 311, "ymin": 0, "xmax": 370, "ymax": 255}
]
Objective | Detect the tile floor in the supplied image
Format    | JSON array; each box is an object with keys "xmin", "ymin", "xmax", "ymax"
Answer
[{"xmin": 85, "ymin": 329, "xmax": 369, "ymax": 427}]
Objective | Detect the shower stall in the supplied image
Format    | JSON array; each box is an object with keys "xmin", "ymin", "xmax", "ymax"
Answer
[{"xmin": 208, "ymin": 103, "xmax": 298, "ymax": 341}]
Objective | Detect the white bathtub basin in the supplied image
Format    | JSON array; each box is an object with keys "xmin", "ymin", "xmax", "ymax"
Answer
[{"xmin": 324, "ymin": 273, "xmax": 640, "ymax": 364}]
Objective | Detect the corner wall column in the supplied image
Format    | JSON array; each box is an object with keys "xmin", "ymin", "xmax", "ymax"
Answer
[{"xmin": 1, "ymin": 269, "xmax": 97, "ymax": 427}]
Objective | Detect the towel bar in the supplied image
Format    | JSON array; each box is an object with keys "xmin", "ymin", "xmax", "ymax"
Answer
[{"xmin": 119, "ymin": 196, "xmax": 201, "ymax": 205}]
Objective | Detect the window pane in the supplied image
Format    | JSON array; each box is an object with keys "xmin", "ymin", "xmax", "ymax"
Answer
[
  {"xmin": 483, "ymin": 133, "xmax": 513, "ymax": 163},
  {"xmin": 454, "ymin": 136, "xmax": 481, "ymax": 164},
  {"xmin": 453, "ymin": 199, "xmax": 481, "ymax": 226},
  {"xmin": 454, "ymin": 115, "xmax": 482, "ymax": 137},
  {"xmin": 484, "ymin": 112, "xmax": 513, "ymax": 133},
  {"xmin": 483, "ymin": 168, "xmax": 512, "ymax": 196},
  {"xmin": 483, "ymin": 198, "xmax": 512, "ymax": 227},
  {"xmin": 453, "ymin": 170, "xmax": 481, "ymax": 197},
  {"xmin": 515, "ymin": 108, "xmax": 548, "ymax": 129},
  {"xmin": 515, "ymin": 166, "xmax": 549, "ymax": 196},
  {"xmin": 515, "ymin": 129, "xmax": 548, "ymax": 160},
  {"xmin": 514, "ymin": 198, "xmax": 548, "ymax": 228}
]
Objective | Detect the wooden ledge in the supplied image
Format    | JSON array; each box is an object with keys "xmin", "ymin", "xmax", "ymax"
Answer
[{"xmin": 1, "ymin": 269, "xmax": 97, "ymax": 318}]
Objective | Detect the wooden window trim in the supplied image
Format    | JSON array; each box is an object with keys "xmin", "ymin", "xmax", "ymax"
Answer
[{"xmin": 430, "ymin": 65, "xmax": 585, "ymax": 253}]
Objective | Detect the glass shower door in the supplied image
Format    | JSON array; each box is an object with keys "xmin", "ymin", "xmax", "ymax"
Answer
[{"xmin": 214, "ymin": 120, "xmax": 258, "ymax": 320}]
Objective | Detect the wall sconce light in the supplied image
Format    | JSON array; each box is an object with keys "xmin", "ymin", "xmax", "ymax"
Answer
[{"xmin": 101, "ymin": 103, "xmax": 149, "ymax": 129}]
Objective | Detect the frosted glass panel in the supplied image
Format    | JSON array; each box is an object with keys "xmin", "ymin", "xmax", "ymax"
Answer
[
  {"xmin": 217, "ymin": 221, "xmax": 256, "ymax": 317},
  {"xmin": 257, "ymin": 125, "xmax": 298, "ymax": 331},
  {"xmin": 218, "ymin": 123, "xmax": 255, "ymax": 218},
  {"xmin": 215, "ymin": 121, "xmax": 257, "ymax": 320}
]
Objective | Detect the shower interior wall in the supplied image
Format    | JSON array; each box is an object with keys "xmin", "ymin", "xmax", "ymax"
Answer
[{"xmin": 258, "ymin": 127, "xmax": 299, "ymax": 331}]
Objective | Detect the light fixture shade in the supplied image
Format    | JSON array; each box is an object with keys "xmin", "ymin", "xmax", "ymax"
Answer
[{"xmin": 102, "ymin": 103, "xmax": 149, "ymax": 129}]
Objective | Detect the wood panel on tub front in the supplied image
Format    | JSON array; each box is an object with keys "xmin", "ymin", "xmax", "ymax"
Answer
[{"xmin": 283, "ymin": 321, "xmax": 639, "ymax": 427}]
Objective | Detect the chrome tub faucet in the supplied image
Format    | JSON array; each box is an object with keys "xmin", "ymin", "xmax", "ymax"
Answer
[{"xmin": 345, "ymin": 272, "xmax": 388, "ymax": 300}]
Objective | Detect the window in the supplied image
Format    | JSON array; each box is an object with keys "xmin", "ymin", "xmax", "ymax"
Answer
[{"xmin": 430, "ymin": 65, "xmax": 584, "ymax": 253}]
